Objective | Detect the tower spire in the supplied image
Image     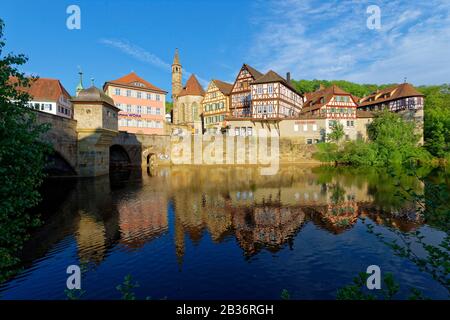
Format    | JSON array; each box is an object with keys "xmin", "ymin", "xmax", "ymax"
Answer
[
  {"xmin": 76, "ymin": 67, "xmax": 84, "ymax": 96},
  {"xmin": 173, "ymin": 48, "xmax": 180, "ymax": 65},
  {"xmin": 172, "ymin": 48, "xmax": 182, "ymax": 101}
]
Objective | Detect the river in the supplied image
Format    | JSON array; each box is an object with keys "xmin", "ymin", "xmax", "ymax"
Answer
[{"xmin": 0, "ymin": 165, "xmax": 448, "ymax": 299}]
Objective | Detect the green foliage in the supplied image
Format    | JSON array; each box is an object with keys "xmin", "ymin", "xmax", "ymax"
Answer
[
  {"xmin": 336, "ymin": 272, "xmax": 428, "ymax": 300},
  {"xmin": 327, "ymin": 121, "xmax": 345, "ymax": 143},
  {"xmin": 165, "ymin": 101, "xmax": 173, "ymax": 114},
  {"xmin": 419, "ymin": 85, "xmax": 450, "ymax": 158},
  {"xmin": 314, "ymin": 111, "xmax": 432, "ymax": 166},
  {"xmin": 313, "ymin": 142, "xmax": 339, "ymax": 162},
  {"xmin": 280, "ymin": 289, "xmax": 291, "ymax": 300},
  {"xmin": 291, "ymin": 79, "xmax": 394, "ymax": 98},
  {"xmin": 0, "ymin": 19, "xmax": 50, "ymax": 283},
  {"xmin": 64, "ymin": 288, "xmax": 85, "ymax": 300},
  {"xmin": 116, "ymin": 274, "xmax": 140, "ymax": 300}
]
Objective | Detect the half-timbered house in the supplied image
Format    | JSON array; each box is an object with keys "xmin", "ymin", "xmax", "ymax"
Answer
[
  {"xmin": 230, "ymin": 64, "xmax": 263, "ymax": 117},
  {"xmin": 301, "ymin": 85, "xmax": 360, "ymax": 141},
  {"xmin": 358, "ymin": 83, "xmax": 424, "ymax": 113},
  {"xmin": 250, "ymin": 71, "xmax": 303, "ymax": 119},
  {"xmin": 202, "ymin": 79, "xmax": 233, "ymax": 134}
]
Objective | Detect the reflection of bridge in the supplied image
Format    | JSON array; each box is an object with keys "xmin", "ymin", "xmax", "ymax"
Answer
[{"xmin": 36, "ymin": 111, "xmax": 170, "ymax": 176}]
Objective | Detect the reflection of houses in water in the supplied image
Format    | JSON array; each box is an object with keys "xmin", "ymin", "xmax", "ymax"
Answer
[
  {"xmin": 304, "ymin": 201, "xmax": 359, "ymax": 234},
  {"xmin": 359, "ymin": 203, "xmax": 422, "ymax": 232},
  {"xmin": 231, "ymin": 205, "xmax": 306, "ymax": 256},
  {"xmin": 117, "ymin": 191, "xmax": 168, "ymax": 249},
  {"xmin": 76, "ymin": 212, "xmax": 108, "ymax": 265},
  {"xmin": 165, "ymin": 166, "xmax": 426, "ymax": 260}
]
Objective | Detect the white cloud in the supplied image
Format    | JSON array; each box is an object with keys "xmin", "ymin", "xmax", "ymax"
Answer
[
  {"xmin": 248, "ymin": 0, "xmax": 450, "ymax": 85},
  {"xmin": 99, "ymin": 38, "xmax": 209, "ymax": 87}
]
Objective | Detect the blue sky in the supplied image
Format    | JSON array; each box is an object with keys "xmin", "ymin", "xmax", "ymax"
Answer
[{"xmin": 2, "ymin": 0, "xmax": 449, "ymax": 100}]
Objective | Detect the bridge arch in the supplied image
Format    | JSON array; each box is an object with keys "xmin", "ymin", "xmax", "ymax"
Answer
[
  {"xmin": 109, "ymin": 144, "xmax": 131, "ymax": 168},
  {"xmin": 45, "ymin": 150, "xmax": 77, "ymax": 176}
]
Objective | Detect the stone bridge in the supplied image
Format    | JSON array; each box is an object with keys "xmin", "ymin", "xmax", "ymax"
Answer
[{"xmin": 35, "ymin": 110, "xmax": 170, "ymax": 177}]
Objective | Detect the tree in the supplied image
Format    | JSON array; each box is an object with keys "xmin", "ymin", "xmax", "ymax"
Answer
[
  {"xmin": 367, "ymin": 111, "xmax": 427, "ymax": 165},
  {"xmin": 327, "ymin": 121, "xmax": 345, "ymax": 143},
  {"xmin": 420, "ymin": 85, "xmax": 450, "ymax": 158},
  {"xmin": 0, "ymin": 19, "xmax": 50, "ymax": 283}
]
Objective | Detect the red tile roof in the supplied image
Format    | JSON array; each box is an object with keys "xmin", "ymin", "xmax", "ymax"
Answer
[
  {"xmin": 212, "ymin": 79, "xmax": 233, "ymax": 95},
  {"xmin": 301, "ymin": 85, "xmax": 356, "ymax": 113},
  {"xmin": 358, "ymin": 83, "xmax": 423, "ymax": 107},
  {"xmin": 104, "ymin": 72, "xmax": 167, "ymax": 93},
  {"xmin": 177, "ymin": 74, "xmax": 205, "ymax": 97},
  {"xmin": 10, "ymin": 77, "xmax": 71, "ymax": 102},
  {"xmin": 253, "ymin": 70, "xmax": 302, "ymax": 95}
]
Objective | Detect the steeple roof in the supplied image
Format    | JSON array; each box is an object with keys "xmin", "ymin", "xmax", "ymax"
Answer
[
  {"xmin": 173, "ymin": 48, "xmax": 180, "ymax": 65},
  {"xmin": 177, "ymin": 74, "xmax": 205, "ymax": 97}
]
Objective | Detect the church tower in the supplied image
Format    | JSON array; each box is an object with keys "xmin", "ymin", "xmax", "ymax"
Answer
[{"xmin": 172, "ymin": 48, "xmax": 182, "ymax": 101}]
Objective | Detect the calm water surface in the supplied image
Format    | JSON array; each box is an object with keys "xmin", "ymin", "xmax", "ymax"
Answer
[{"xmin": 0, "ymin": 165, "xmax": 448, "ymax": 299}]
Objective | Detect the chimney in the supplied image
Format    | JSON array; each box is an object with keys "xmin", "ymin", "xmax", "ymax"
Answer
[{"xmin": 286, "ymin": 72, "xmax": 291, "ymax": 83}]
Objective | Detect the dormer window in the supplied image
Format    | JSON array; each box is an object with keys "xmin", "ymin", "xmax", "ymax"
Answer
[{"xmin": 132, "ymin": 81, "xmax": 145, "ymax": 87}]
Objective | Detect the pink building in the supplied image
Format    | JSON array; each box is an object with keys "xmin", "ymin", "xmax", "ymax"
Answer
[{"xmin": 103, "ymin": 72, "xmax": 167, "ymax": 135}]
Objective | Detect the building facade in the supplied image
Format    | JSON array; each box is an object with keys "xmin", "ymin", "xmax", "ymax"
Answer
[
  {"xmin": 230, "ymin": 64, "xmax": 263, "ymax": 118},
  {"xmin": 104, "ymin": 72, "xmax": 167, "ymax": 135},
  {"xmin": 13, "ymin": 77, "xmax": 73, "ymax": 118},
  {"xmin": 202, "ymin": 79, "xmax": 233, "ymax": 134},
  {"xmin": 301, "ymin": 85, "xmax": 360, "ymax": 141},
  {"xmin": 250, "ymin": 70, "xmax": 303, "ymax": 119},
  {"xmin": 171, "ymin": 49, "xmax": 205, "ymax": 134},
  {"xmin": 357, "ymin": 83, "xmax": 424, "ymax": 142}
]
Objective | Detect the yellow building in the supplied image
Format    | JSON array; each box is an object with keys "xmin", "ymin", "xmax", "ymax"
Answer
[{"xmin": 201, "ymin": 79, "xmax": 233, "ymax": 134}]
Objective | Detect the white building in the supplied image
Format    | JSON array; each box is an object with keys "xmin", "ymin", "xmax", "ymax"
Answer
[{"xmin": 17, "ymin": 78, "xmax": 73, "ymax": 118}]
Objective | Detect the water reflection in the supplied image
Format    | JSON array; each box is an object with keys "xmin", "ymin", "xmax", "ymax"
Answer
[
  {"xmin": 22, "ymin": 166, "xmax": 427, "ymax": 265},
  {"xmin": 1, "ymin": 165, "xmax": 445, "ymax": 299}
]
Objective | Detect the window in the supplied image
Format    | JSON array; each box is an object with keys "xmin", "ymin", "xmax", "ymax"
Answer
[
  {"xmin": 115, "ymin": 88, "xmax": 121, "ymax": 96},
  {"xmin": 147, "ymin": 107, "xmax": 152, "ymax": 114},
  {"xmin": 294, "ymin": 124, "xmax": 299, "ymax": 132},
  {"xmin": 137, "ymin": 92, "xmax": 142, "ymax": 99},
  {"xmin": 156, "ymin": 94, "xmax": 160, "ymax": 101},
  {"xmin": 247, "ymin": 127, "xmax": 253, "ymax": 136},
  {"xmin": 156, "ymin": 108, "xmax": 160, "ymax": 115},
  {"xmin": 312, "ymin": 124, "xmax": 317, "ymax": 131},
  {"xmin": 126, "ymin": 90, "xmax": 131, "ymax": 97},
  {"xmin": 329, "ymin": 120, "xmax": 336, "ymax": 129},
  {"xmin": 235, "ymin": 127, "xmax": 240, "ymax": 136},
  {"xmin": 240, "ymin": 127, "xmax": 246, "ymax": 136},
  {"xmin": 257, "ymin": 86, "xmax": 262, "ymax": 94},
  {"xmin": 303, "ymin": 124, "xmax": 308, "ymax": 132},
  {"xmin": 127, "ymin": 105, "xmax": 132, "ymax": 112},
  {"xmin": 307, "ymin": 139, "xmax": 313, "ymax": 145},
  {"xmin": 268, "ymin": 84, "xmax": 273, "ymax": 94},
  {"xmin": 137, "ymin": 120, "xmax": 143, "ymax": 128},
  {"xmin": 147, "ymin": 93, "xmax": 151, "ymax": 100},
  {"xmin": 137, "ymin": 106, "xmax": 142, "ymax": 114}
]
